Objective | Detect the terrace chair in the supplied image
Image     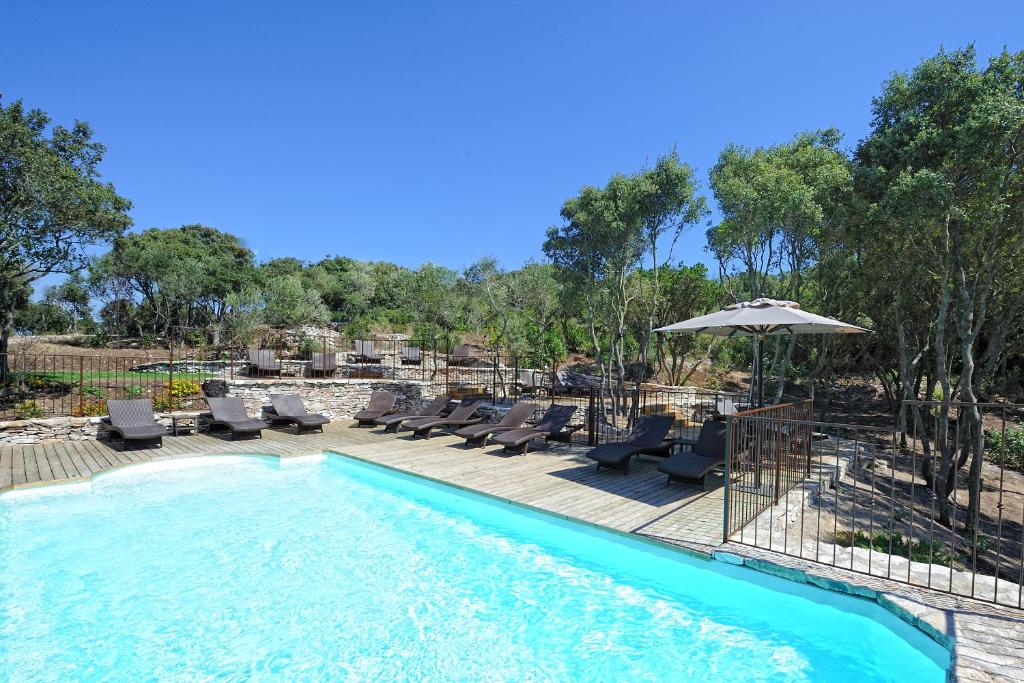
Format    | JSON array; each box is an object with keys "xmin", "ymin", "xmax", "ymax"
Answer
[
  {"xmin": 266, "ymin": 394, "xmax": 330, "ymax": 434},
  {"xmin": 514, "ymin": 369, "xmax": 544, "ymax": 395},
  {"xmin": 454, "ymin": 401, "xmax": 538, "ymax": 447},
  {"xmin": 658, "ymin": 419, "xmax": 728, "ymax": 489},
  {"xmin": 352, "ymin": 340, "xmax": 383, "ymax": 364},
  {"xmin": 490, "ymin": 404, "xmax": 578, "ymax": 454},
  {"xmin": 402, "ymin": 400, "xmax": 483, "ymax": 439},
  {"xmin": 586, "ymin": 414, "xmax": 676, "ymax": 474},
  {"xmin": 373, "ymin": 395, "xmax": 451, "ymax": 433},
  {"xmin": 353, "ymin": 390, "xmax": 397, "ymax": 426},
  {"xmin": 249, "ymin": 349, "xmax": 282, "ymax": 378},
  {"xmin": 448, "ymin": 344, "xmax": 474, "ymax": 366},
  {"xmin": 206, "ymin": 397, "xmax": 269, "ymax": 440},
  {"xmin": 400, "ymin": 346, "xmax": 422, "ymax": 365},
  {"xmin": 103, "ymin": 399, "xmax": 166, "ymax": 448},
  {"xmin": 309, "ymin": 352, "xmax": 338, "ymax": 377}
]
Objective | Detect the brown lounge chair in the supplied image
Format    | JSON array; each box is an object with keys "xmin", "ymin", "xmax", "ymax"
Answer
[
  {"xmin": 102, "ymin": 399, "xmax": 166, "ymax": 448},
  {"xmin": 454, "ymin": 402, "xmax": 538, "ymax": 447},
  {"xmin": 249, "ymin": 349, "xmax": 282, "ymax": 377},
  {"xmin": 352, "ymin": 340, "xmax": 383, "ymax": 364},
  {"xmin": 402, "ymin": 400, "xmax": 482, "ymax": 439},
  {"xmin": 373, "ymin": 395, "xmax": 450, "ymax": 433},
  {"xmin": 353, "ymin": 390, "xmax": 397, "ymax": 426},
  {"xmin": 658, "ymin": 420, "xmax": 728, "ymax": 488},
  {"xmin": 586, "ymin": 414, "xmax": 676, "ymax": 473},
  {"xmin": 309, "ymin": 352, "xmax": 337, "ymax": 377},
  {"xmin": 206, "ymin": 397, "xmax": 269, "ymax": 440},
  {"xmin": 491, "ymin": 404, "xmax": 578, "ymax": 454},
  {"xmin": 448, "ymin": 343, "xmax": 474, "ymax": 366},
  {"xmin": 266, "ymin": 394, "xmax": 330, "ymax": 433}
]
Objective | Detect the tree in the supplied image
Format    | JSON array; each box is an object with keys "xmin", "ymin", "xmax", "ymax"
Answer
[
  {"xmin": 0, "ymin": 99, "xmax": 131, "ymax": 369},
  {"xmin": 44, "ymin": 272, "xmax": 92, "ymax": 333}
]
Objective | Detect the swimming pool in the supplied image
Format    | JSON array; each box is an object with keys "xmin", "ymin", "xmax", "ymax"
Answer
[{"xmin": 0, "ymin": 453, "xmax": 946, "ymax": 681}]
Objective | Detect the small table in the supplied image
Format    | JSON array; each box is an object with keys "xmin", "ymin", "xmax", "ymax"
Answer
[{"xmin": 170, "ymin": 413, "xmax": 200, "ymax": 436}]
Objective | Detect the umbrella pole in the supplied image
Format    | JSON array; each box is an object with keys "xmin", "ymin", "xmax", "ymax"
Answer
[{"xmin": 756, "ymin": 335, "xmax": 765, "ymax": 408}]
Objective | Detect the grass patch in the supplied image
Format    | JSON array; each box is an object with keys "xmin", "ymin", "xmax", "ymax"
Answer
[
  {"xmin": 985, "ymin": 428, "xmax": 1024, "ymax": 472},
  {"xmin": 834, "ymin": 530, "xmax": 955, "ymax": 566}
]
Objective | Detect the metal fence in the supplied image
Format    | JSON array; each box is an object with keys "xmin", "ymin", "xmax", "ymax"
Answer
[{"xmin": 724, "ymin": 399, "xmax": 1024, "ymax": 608}]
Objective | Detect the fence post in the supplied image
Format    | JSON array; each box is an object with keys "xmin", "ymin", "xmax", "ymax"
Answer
[
  {"xmin": 587, "ymin": 387, "xmax": 597, "ymax": 446},
  {"xmin": 78, "ymin": 355, "xmax": 84, "ymax": 413},
  {"xmin": 168, "ymin": 343, "xmax": 174, "ymax": 410},
  {"xmin": 723, "ymin": 415, "xmax": 733, "ymax": 543}
]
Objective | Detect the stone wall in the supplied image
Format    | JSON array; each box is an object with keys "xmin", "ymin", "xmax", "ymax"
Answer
[
  {"xmin": 0, "ymin": 416, "xmax": 103, "ymax": 445},
  {"xmin": 223, "ymin": 378, "xmax": 440, "ymax": 418}
]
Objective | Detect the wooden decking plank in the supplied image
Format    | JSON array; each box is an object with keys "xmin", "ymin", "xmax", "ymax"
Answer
[
  {"xmin": 24, "ymin": 446, "xmax": 42, "ymax": 483},
  {"xmin": 0, "ymin": 445, "xmax": 13, "ymax": 489}
]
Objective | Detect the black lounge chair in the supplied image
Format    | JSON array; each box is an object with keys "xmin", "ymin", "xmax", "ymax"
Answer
[
  {"xmin": 352, "ymin": 340, "xmax": 382, "ymax": 364},
  {"xmin": 586, "ymin": 414, "xmax": 676, "ymax": 473},
  {"xmin": 309, "ymin": 352, "xmax": 337, "ymax": 377},
  {"xmin": 403, "ymin": 400, "xmax": 482, "ymax": 439},
  {"xmin": 373, "ymin": 395, "xmax": 451, "ymax": 433},
  {"xmin": 400, "ymin": 346, "xmax": 421, "ymax": 365},
  {"xmin": 249, "ymin": 349, "xmax": 282, "ymax": 378},
  {"xmin": 353, "ymin": 390, "xmax": 397, "ymax": 426},
  {"xmin": 448, "ymin": 344, "xmax": 474, "ymax": 366},
  {"xmin": 266, "ymin": 394, "xmax": 330, "ymax": 433},
  {"xmin": 454, "ymin": 401, "xmax": 538, "ymax": 447},
  {"xmin": 491, "ymin": 404, "xmax": 578, "ymax": 454},
  {"xmin": 206, "ymin": 397, "xmax": 269, "ymax": 440},
  {"xmin": 658, "ymin": 420, "xmax": 729, "ymax": 488},
  {"xmin": 103, "ymin": 399, "xmax": 166, "ymax": 448}
]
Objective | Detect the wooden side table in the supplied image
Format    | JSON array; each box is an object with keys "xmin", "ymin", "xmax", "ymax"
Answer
[{"xmin": 170, "ymin": 413, "xmax": 199, "ymax": 436}]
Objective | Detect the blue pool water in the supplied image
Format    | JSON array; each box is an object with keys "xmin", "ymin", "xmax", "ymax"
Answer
[{"xmin": 0, "ymin": 453, "xmax": 946, "ymax": 681}]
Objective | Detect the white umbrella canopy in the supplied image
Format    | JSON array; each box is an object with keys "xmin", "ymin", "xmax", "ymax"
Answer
[
  {"xmin": 654, "ymin": 298, "xmax": 868, "ymax": 336},
  {"xmin": 654, "ymin": 298, "xmax": 869, "ymax": 407}
]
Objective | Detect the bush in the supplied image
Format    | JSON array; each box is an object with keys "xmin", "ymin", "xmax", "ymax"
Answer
[
  {"xmin": 73, "ymin": 400, "xmax": 107, "ymax": 417},
  {"xmin": 153, "ymin": 379, "xmax": 202, "ymax": 411},
  {"xmin": 13, "ymin": 400, "xmax": 45, "ymax": 419},
  {"xmin": 83, "ymin": 385, "xmax": 106, "ymax": 400},
  {"xmin": 986, "ymin": 428, "xmax": 1024, "ymax": 472},
  {"xmin": 834, "ymin": 529, "xmax": 954, "ymax": 566},
  {"xmin": 123, "ymin": 385, "xmax": 145, "ymax": 399}
]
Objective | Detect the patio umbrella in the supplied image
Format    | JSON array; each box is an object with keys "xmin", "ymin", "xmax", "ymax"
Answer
[{"xmin": 654, "ymin": 298, "xmax": 868, "ymax": 407}]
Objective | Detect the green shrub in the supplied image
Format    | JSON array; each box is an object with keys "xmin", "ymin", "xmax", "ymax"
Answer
[
  {"xmin": 986, "ymin": 428, "xmax": 1024, "ymax": 472},
  {"xmin": 123, "ymin": 385, "xmax": 145, "ymax": 399},
  {"xmin": 83, "ymin": 385, "xmax": 106, "ymax": 400},
  {"xmin": 834, "ymin": 530, "xmax": 954, "ymax": 566},
  {"xmin": 13, "ymin": 400, "xmax": 45, "ymax": 419}
]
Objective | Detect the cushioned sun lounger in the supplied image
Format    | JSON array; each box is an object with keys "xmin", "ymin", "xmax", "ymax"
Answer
[
  {"xmin": 310, "ymin": 352, "xmax": 338, "ymax": 377},
  {"xmin": 352, "ymin": 340, "xmax": 383, "ymax": 363},
  {"xmin": 491, "ymin": 404, "xmax": 577, "ymax": 454},
  {"xmin": 353, "ymin": 390, "xmax": 397, "ymax": 426},
  {"xmin": 373, "ymin": 395, "xmax": 450, "ymax": 432},
  {"xmin": 266, "ymin": 394, "xmax": 331, "ymax": 433},
  {"xmin": 454, "ymin": 401, "xmax": 538, "ymax": 447},
  {"xmin": 206, "ymin": 397, "xmax": 269, "ymax": 440},
  {"xmin": 586, "ymin": 414, "xmax": 676, "ymax": 473},
  {"xmin": 658, "ymin": 420, "xmax": 728, "ymax": 488},
  {"xmin": 249, "ymin": 349, "xmax": 282, "ymax": 377},
  {"xmin": 103, "ymin": 399, "xmax": 166, "ymax": 447},
  {"xmin": 403, "ymin": 400, "xmax": 482, "ymax": 439}
]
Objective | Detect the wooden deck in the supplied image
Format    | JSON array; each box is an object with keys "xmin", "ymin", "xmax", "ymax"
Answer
[{"xmin": 0, "ymin": 421, "xmax": 725, "ymax": 549}]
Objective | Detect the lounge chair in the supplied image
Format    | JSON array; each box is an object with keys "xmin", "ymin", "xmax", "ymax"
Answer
[
  {"xmin": 658, "ymin": 420, "xmax": 729, "ymax": 488},
  {"xmin": 514, "ymin": 369, "xmax": 544, "ymax": 395},
  {"xmin": 309, "ymin": 352, "xmax": 338, "ymax": 377},
  {"xmin": 266, "ymin": 394, "xmax": 330, "ymax": 433},
  {"xmin": 249, "ymin": 349, "xmax": 282, "ymax": 378},
  {"xmin": 402, "ymin": 400, "xmax": 482, "ymax": 439},
  {"xmin": 454, "ymin": 401, "xmax": 538, "ymax": 447},
  {"xmin": 586, "ymin": 414, "xmax": 676, "ymax": 473},
  {"xmin": 103, "ymin": 399, "xmax": 166, "ymax": 448},
  {"xmin": 400, "ymin": 346, "xmax": 421, "ymax": 365},
  {"xmin": 491, "ymin": 404, "xmax": 578, "ymax": 454},
  {"xmin": 373, "ymin": 395, "xmax": 451, "ymax": 433},
  {"xmin": 352, "ymin": 340, "xmax": 383, "ymax": 364},
  {"xmin": 448, "ymin": 344, "xmax": 473, "ymax": 366},
  {"xmin": 353, "ymin": 390, "xmax": 397, "ymax": 426},
  {"xmin": 206, "ymin": 397, "xmax": 269, "ymax": 440}
]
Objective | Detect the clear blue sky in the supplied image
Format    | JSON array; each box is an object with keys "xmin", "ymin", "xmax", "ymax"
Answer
[{"xmin": 3, "ymin": 1, "xmax": 1022, "ymax": 277}]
